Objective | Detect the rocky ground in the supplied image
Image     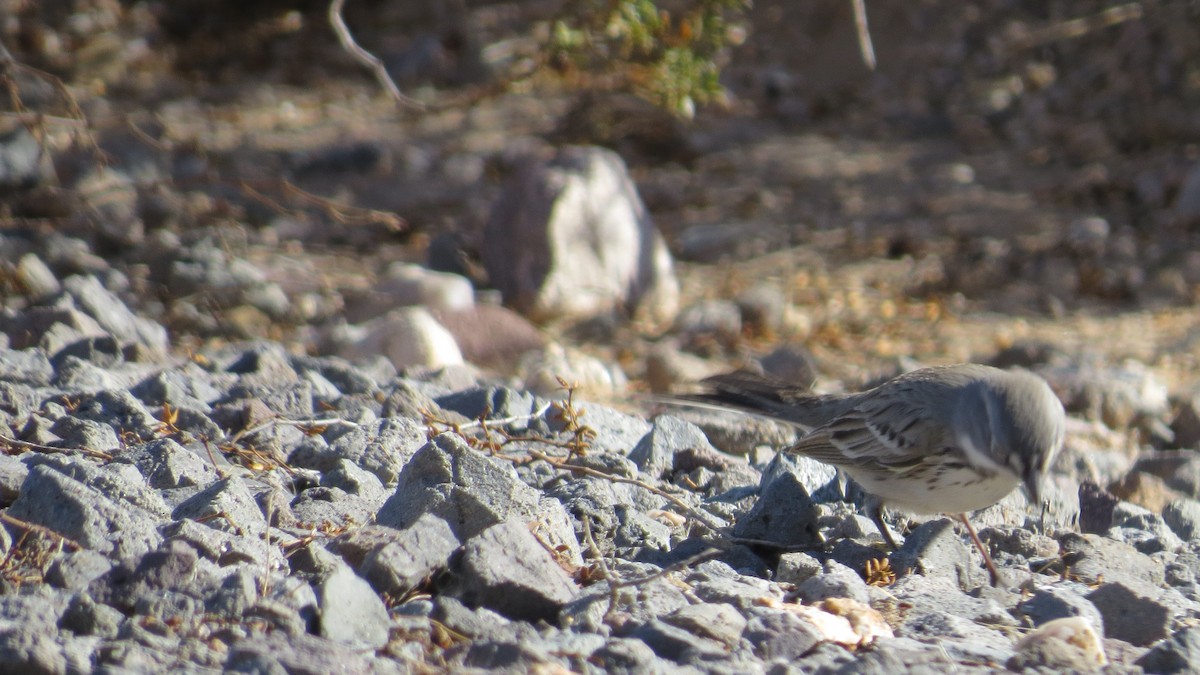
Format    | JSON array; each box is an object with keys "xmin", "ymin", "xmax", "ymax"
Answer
[{"xmin": 2, "ymin": 0, "xmax": 1200, "ymax": 672}]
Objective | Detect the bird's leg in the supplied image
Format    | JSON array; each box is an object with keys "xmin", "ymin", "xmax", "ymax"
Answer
[
  {"xmin": 867, "ymin": 496, "xmax": 900, "ymax": 550},
  {"xmin": 957, "ymin": 513, "xmax": 1000, "ymax": 587}
]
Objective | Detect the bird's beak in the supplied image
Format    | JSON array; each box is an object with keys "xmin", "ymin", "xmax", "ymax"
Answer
[{"xmin": 1023, "ymin": 464, "xmax": 1044, "ymax": 507}]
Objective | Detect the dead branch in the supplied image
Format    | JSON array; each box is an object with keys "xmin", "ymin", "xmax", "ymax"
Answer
[
  {"xmin": 0, "ymin": 434, "xmax": 114, "ymax": 461},
  {"xmin": 851, "ymin": 0, "xmax": 876, "ymax": 70},
  {"xmin": 328, "ymin": 0, "xmax": 424, "ymax": 109}
]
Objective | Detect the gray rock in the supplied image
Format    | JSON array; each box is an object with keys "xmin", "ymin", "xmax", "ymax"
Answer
[
  {"xmin": 172, "ymin": 476, "xmax": 267, "ymax": 540},
  {"xmin": 1164, "ymin": 499, "xmax": 1200, "ymax": 542},
  {"xmin": 546, "ymin": 403, "xmax": 652, "ymax": 457},
  {"xmin": 1174, "ymin": 161, "xmax": 1200, "ymax": 222},
  {"xmin": 566, "ymin": 574, "xmax": 690, "ymax": 631},
  {"xmin": 74, "ymin": 167, "xmax": 144, "ymax": 245},
  {"xmin": 435, "ymin": 386, "xmax": 539, "ymax": 421},
  {"xmin": 732, "ymin": 466, "xmax": 821, "ymax": 548},
  {"xmin": 891, "ymin": 518, "xmax": 980, "ymax": 584},
  {"xmin": 207, "ymin": 566, "xmax": 259, "ymax": 618},
  {"xmin": 162, "ymin": 518, "xmax": 272, "ymax": 568},
  {"xmin": 669, "ymin": 405, "xmax": 797, "ymax": 459},
  {"xmin": 0, "ymin": 307, "xmax": 105, "ymax": 353},
  {"xmin": 794, "ymin": 560, "xmax": 872, "ymax": 605},
  {"xmin": 45, "ymin": 549, "xmax": 114, "ymax": 591},
  {"xmin": 533, "ymin": 497, "xmax": 584, "ymax": 567},
  {"xmin": 8, "ymin": 462, "xmax": 165, "ymax": 559},
  {"xmin": 1136, "ymin": 624, "xmax": 1200, "ymax": 674},
  {"xmin": 291, "ymin": 355, "xmax": 381, "ymax": 397},
  {"xmin": 48, "ymin": 416, "xmax": 120, "ymax": 451},
  {"xmin": 0, "ymin": 347, "xmax": 54, "ymax": 386},
  {"xmin": 629, "ymin": 415, "xmax": 715, "ymax": 479},
  {"xmin": 317, "ymin": 565, "xmax": 390, "ymax": 649},
  {"xmin": 218, "ymin": 341, "xmax": 299, "ymax": 386},
  {"xmin": 1056, "ymin": 532, "xmax": 1165, "ymax": 586},
  {"xmin": 72, "ymin": 389, "xmax": 160, "ymax": 439},
  {"xmin": 432, "ymin": 596, "xmax": 510, "ymax": 640},
  {"xmin": 96, "ymin": 539, "xmax": 214, "ymax": 617},
  {"xmin": 361, "ymin": 513, "xmax": 460, "ymax": 596},
  {"xmin": 1113, "ymin": 499, "xmax": 1183, "ymax": 543},
  {"xmin": 61, "ymin": 593, "xmax": 124, "ymax": 638},
  {"xmin": 0, "ymin": 381, "xmax": 40, "ymax": 432},
  {"xmin": 458, "ymin": 518, "xmax": 577, "ymax": 622},
  {"xmin": 293, "ymin": 417, "xmax": 426, "ymax": 486},
  {"xmin": 0, "ymin": 126, "xmax": 49, "ymax": 190},
  {"xmin": 896, "ymin": 610, "xmax": 1014, "ymax": 663},
  {"xmin": 51, "ymin": 355, "xmax": 125, "ymax": 391},
  {"xmin": 1041, "ymin": 360, "xmax": 1168, "ymax": 430},
  {"xmin": 290, "ymin": 486, "xmax": 378, "ymax": 528},
  {"xmin": 1087, "ymin": 580, "xmax": 1174, "ymax": 646},
  {"xmin": 742, "ymin": 606, "xmax": 824, "ymax": 660},
  {"xmin": 613, "ymin": 507, "xmax": 672, "ymax": 555},
  {"xmin": 590, "ymin": 637, "xmax": 678, "ymax": 674},
  {"xmin": 629, "ymin": 618, "xmax": 730, "ymax": 663},
  {"xmin": 737, "ymin": 287, "xmax": 791, "ymax": 339},
  {"xmin": 320, "ymin": 458, "xmax": 387, "ymax": 502},
  {"xmin": 1135, "ymin": 453, "xmax": 1200, "ymax": 500},
  {"xmin": 517, "ymin": 344, "xmax": 628, "ymax": 399},
  {"xmin": 482, "ymin": 146, "xmax": 679, "ymax": 325},
  {"xmin": 0, "ymin": 595, "xmax": 71, "ymax": 674},
  {"xmin": 689, "ymin": 573, "xmax": 775, "ymax": 611},
  {"xmin": 1017, "ymin": 584, "xmax": 1105, "ymax": 636},
  {"xmin": 62, "ymin": 274, "xmax": 167, "ymax": 353},
  {"xmin": 117, "ymin": 438, "xmax": 220, "ymax": 489},
  {"xmin": 0, "ymin": 456, "xmax": 24, "ymax": 509},
  {"xmin": 49, "ymin": 335, "xmax": 123, "ymax": 372},
  {"xmin": 776, "ymin": 551, "xmax": 823, "ymax": 585},
  {"xmin": 224, "ymin": 631, "xmax": 389, "ymax": 674},
  {"xmin": 643, "ymin": 341, "xmax": 718, "ymax": 394},
  {"xmin": 662, "ymin": 603, "xmax": 747, "ymax": 648},
  {"xmin": 758, "ymin": 451, "xmax": 841, "ymax": 502},
  {"xmin": 376, "ymin": 433, "xmax": 540, "ymax": 539}
]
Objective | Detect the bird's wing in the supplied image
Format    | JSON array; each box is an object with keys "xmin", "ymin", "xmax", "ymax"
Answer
[{"xmin": 786, "ymin": 391, "xmax": 957, "ymax": 474}]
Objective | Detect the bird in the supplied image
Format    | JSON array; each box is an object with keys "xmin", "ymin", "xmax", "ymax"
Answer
[{"xmin": 683, "ymin": 363, "xmax": 1066, "ymax": 585}]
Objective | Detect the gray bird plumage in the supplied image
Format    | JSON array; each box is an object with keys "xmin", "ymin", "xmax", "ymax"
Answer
[{"xmin": 689, "ymin": 363, "xmax": 1066, "ymax": 529}]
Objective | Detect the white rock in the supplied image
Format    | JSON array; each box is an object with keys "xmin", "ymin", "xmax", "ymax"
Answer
[
  {"xmin": 482, "ymin": 146, "xmax": 679, "ymax": 326},
  {"xmin": 373, "ymin": 262, "xmax": 475, "ymax": 313},
  {"xmin": 333, "ymin": 307, "xmax": 463, "ymax": 369},
  {"xmin": 517, "ymin": 343, "xmax": 627, "ymax": 399}
]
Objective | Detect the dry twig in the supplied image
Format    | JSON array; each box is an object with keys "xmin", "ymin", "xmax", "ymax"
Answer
[
  {"xmin": 328, "ymin": 0, "xmax": 424, "ymax": 109},
  {"xmin": 851, "ymin": 0, "xmax": 876, "ymax": 70},
  {"xmin": 0, "ymin": 434, "xmax": 113, "ymax": 461}
]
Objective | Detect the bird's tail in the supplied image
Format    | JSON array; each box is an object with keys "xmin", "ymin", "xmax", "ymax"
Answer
[{"xmin": 677, "ymin": 370, "xmax": 858, "ymax": 429}]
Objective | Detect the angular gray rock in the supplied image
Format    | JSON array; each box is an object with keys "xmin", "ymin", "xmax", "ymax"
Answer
[
  {"xmin": 360, "ymin": 513, "xmax": 460, "ymax": 596},
  {"xmin": 457, "ymin": 518, "xmax": 577, "ymax": 622},
  {"xmin": 8, "ymin": 462, "xmax": 165, "ymax": 559},
  {"xmin": 1087, "ymin": 580, "xmax": 1174, "ymax": 646},
  {"xmin": 1137, "ymin": 625, "xmax": 1200, "ymax": 674},
  {"xmin": 376, "ymin": 433, "xmax": 540, "ymax": 539},
  {"xmin": 628, "ymin": 414, "xmax": 716, "ymax": 480},
  {"xmin": 317, "ymin": 565, "xmax": 391, "ymax": 650}
]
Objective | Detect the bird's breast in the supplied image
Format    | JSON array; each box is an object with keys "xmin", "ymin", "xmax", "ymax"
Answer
[{"xmin": 848, "ymin": 464, "xmax": 1022, "ymax": 515}]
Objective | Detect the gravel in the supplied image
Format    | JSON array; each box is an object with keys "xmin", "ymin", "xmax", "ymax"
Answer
[{"xmin": 0, "ymin": 300, "xmax": 1196, "ymax": 671}]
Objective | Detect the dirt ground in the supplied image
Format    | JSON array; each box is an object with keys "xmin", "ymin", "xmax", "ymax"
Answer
[{"xmin": 4, "ymin": 0, "xmax": 1200, "ymax": 395}]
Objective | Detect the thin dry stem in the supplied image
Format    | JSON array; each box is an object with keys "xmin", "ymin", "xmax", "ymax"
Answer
[
  {"xmin": 851, "ymin": 0, "xmax": 876, "ymax": 70},
  {"xmin": 328, "ymin": 0, "xmax": 424, "ymax": 109}
]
